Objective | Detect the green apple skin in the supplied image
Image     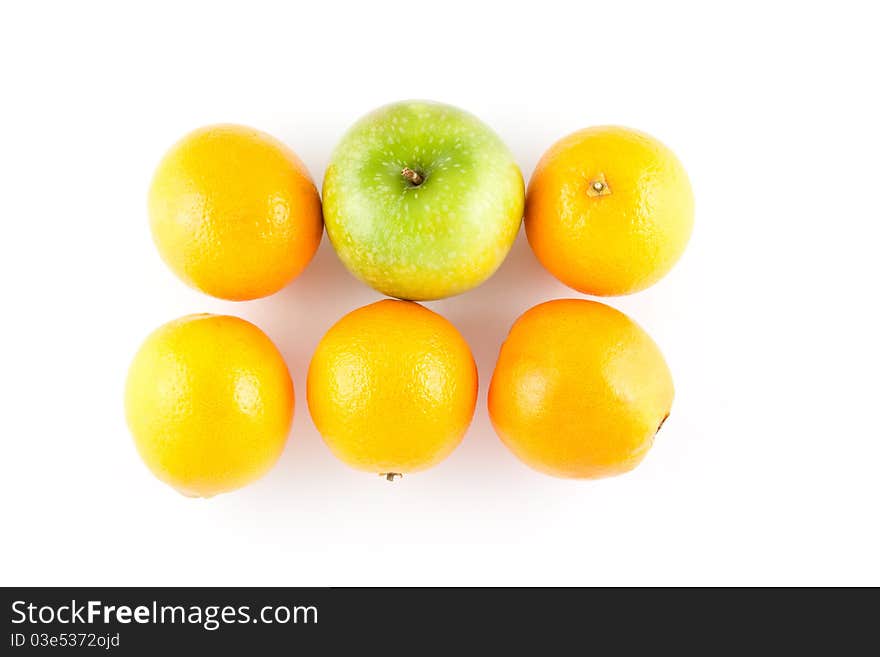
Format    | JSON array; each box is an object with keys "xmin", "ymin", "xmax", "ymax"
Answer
[{"xmin": 322, "ymin": 100, "xmax": 524, "ymax": 300}]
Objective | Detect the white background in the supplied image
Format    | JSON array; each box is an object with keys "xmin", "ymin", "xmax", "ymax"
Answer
[{"xmin": 2, "ymin": 1, "xmax": 878, "ymax": 586}]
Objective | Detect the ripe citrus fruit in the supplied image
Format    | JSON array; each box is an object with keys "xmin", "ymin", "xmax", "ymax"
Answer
[
  {"xmin": 307, "ymin": 299, "xmax": 478, "ymax": 478},
  {"xmin": 525, "ymin": 126, "xmax": 694, "ymax": 296},
  {"xmin": 125, "ymin": 314, "xmax": 294, "ymax": 497},
  {"xmin": 322, "ymin": 100, "xmax": 524, "ymax": 300},
  {"xmin": 148, "ymin": 124, "xmax": 323, "ymax": 301},
  {"xmin": 488, "ymin": 299, "xmax": 673, "ymax": 479}
]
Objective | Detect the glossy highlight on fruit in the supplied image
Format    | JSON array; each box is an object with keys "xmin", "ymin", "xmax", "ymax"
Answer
[
  {"xmin": 148, "ymin": 124, "xmax": 323, "ymax": 301},
  {"xmin": 125, "ymin": 314, "xmax": 294, "ymax": 497},
  {"xmin": 307, "ymin": 299, "xmax": 478, "ymax": 477},
  {"xmin": 323, "ymin": 100, "xmax": 524, "ymax": 300},
  {"xmin": 488, "ymin": 299, "xmax": 673, "ymax": 479},
  {"xmin": 525, "ymin": 126, "xmax": 693, "ymax": 296}
]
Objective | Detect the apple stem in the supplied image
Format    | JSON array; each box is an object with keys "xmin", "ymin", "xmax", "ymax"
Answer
[
  {"xmin": 401, "ymin": 167, "xmax": 424, "ymax": 186},
  {"xmin": 380, "ymin": 472, "xmax": 403, "ymax": 482},
  {"xmin": 655, "ymin": 413, "xmax": 670, "ymax": 436}
]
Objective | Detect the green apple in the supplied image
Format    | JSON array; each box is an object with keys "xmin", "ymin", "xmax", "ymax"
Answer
[{"xmin": 322, "ymin": 100, "xmax": 524, "ymax": 300}]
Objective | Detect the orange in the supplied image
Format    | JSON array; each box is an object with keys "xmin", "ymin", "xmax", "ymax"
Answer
[
  {"xmin": 125, "ymin": 314, "xmax": 294, "ymax": 497},
  {"xmin": 307, "ymin": 299, "xmax": 477, "ymax": 478},
  {"xmin": 488, "ymin": 299, "xmax": 673, "ymax": 479},
  {"xmin": 148, "ymin": 124, "xmax": 323, "ymax": 301},
  {"xmin": 525, "ymin": 126, "xmax": 693, "ymax": 296}
]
